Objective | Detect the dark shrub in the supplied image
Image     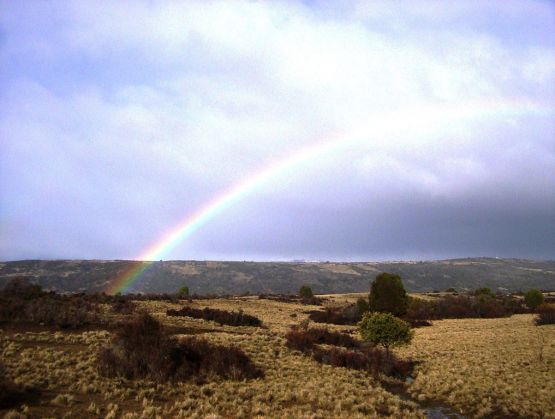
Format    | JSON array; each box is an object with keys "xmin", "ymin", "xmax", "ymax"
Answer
[
  {"xmin": 1, "ymin": 277, "xmax": 44, "ymax": 299},
  {"xmin": 0, "ymin": 290, "xmax": 101, "ymax": 329},
  {"xmin": 111, "ymin": 297, "xmax": 136, "ymax": 314},
  {"xmin": 436, "ymin": 295, "xmax": 474, "ymax": 318},
  {"xmin": 473, "ymin": 287, "xmax": 494, "ymax": 297},
  {"xmin": 98, "ymin": 312, "xmax": 263, "ymax": 382},
  {"xmin": 285, "ymin": 325, "xmax": 413, "ymax": 378},
  {"xmin": 500, "ymin": 295, "xmax": 528, "ymax": 314},
  {"xmin": 0, "ymin": 362, "xmax": 40, "ymax": 409},
  {"xmin": 307, "ymin": 327, "xmax": 359, "ymax": 348},
  {"xmin": 285, "ymin": 328, "xmax": 317, "ymax": 351},
  {"xmin": 535, "ymin": 303, "xmax": 555, "ymax": 325},
  {"xmin": 369, "ymin": 273, "xmax": 409, "ymax": 316},
  {"xmin": 166, "ymin": 306, "xmax": 262, "ymax": 327},
  {"xmin": 307, "ymin": 304, "xmax": 361, "ymax": 325},
  {"xmin": 473, "ymin": 295, "xmax": 509, "ymax": 318},
  {"xmin": 285, "ymin": 327, "xmax": 359, "ymax": 351},
  {"xmin": 312, "ymin": 346, "xmax": 415, "ymax": 378},
  {"xmin": 405, "ymin": 297, "xmax": 438, "ymax": 322}
]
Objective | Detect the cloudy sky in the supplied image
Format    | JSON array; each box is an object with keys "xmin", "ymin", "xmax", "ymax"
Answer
[{"xmin": 1, "ymin": 1, "xmax": 554, "ymax": 262}]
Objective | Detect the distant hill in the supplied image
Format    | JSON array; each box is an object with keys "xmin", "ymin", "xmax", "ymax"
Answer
[{"xmin": 0, "ymin": 258, "xmax": 554, "ymax": 295}]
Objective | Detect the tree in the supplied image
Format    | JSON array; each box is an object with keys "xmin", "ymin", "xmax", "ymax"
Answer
[
  {"xmin": 178, "ymin": 286, "xmax": 189, "ymax": 298},
  {"xmin": 299, "ymin": 285, "xmax": 313, "ymax": 300},
  {"xmin": 358, "ymin": 312, "xmax": 413, "ymax": 351},
  {"xmin": 368, "ymin": 273, "xmax": 408, "ymax": 316},
  {"xmin": 356, "ymin": 297, "xmax": 370, "ymax": 315},
  {"xmin": 524, "ymin": 289, "xmax": 544, "ymax": 310},
  {"xmin": 473, "ymin": 287, "xmax": 494, "ymax": 297}
]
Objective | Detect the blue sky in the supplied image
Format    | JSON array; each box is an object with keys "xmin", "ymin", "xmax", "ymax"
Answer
[{"xmin": 1, "ymin": 1, "xmax": 554, "ymax": 261}]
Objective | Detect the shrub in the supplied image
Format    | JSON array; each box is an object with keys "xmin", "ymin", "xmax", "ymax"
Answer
[
  {"xmin": 358, "ymin": 312, "xmax": 413, "ymax": 351},
  {"xmin": 473, "ymin": 287, "xmax": 494, "ymax": 297},
  {"xmin": 0, "ymin": 288, "xmax": 101, "ymax": 329},
  {"xmin": 436, "ymin": 295, "xmax": 474, "ymax": 318},
  {"xmin": 178, "ymin": 286, "xmax": 189, "ymax": 298},
  {"xmin": 369, "ymin": 273, "xmax": 408, "ymax": 316},
  {"xmin": 356, "ymin": 297, "xmax": 370, "ymax": 315},
  {"xmin": 312, "ymin": 346, "xmax": 415, "ymax": 378},
  {"xmin": 535, "ymin": 303, "xmax": 555, "ymax": 325},
  {"xmin": 285, "ymin": 326, "xmax": 359, "ymax": 351},
  {"xmin": 0, "ymin": 362, "xmax": 40, "ymax": 409},
  {"xmin": 299, "ymin": 285, "xmax": 314, "ymax": 300},
  {"xmin": 472, "ymin": 294, "xmax": 509, "ymax": 318},
  {"xmin": 405, "ymin": 297, "xmax": 438, "ymax": 321},
  {"xmin": 1, "ymin": 277, "xmax": 44, "ymax": 299},
  {"xmin": 111, "ymin": 297, "xmax": 136, "ymax": 314},
  {"xmin": 524, "ymin": 289, "xmax": 544, "ymax": 310},
  {"xmin": 166, "ymin": 306, "xmax": 262, "ymax": 327},
  {"xmin": 285, "ymin": 326, "xmax": 413, "ymax": 378},
  {"xmin": 307, "ymin": 304, "xmax": 361, "ymax": 325},
  {"xmin": 98, "ymin": 312, "xmax": 263, "ymax": 382}
]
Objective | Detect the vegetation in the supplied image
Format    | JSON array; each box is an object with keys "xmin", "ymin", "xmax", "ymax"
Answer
[
  {"xmin": 398, "ymin": 314, "xmax": 554, "ymax": 417},
  {"xmin": 285, "ymin": 326, "xmax": 359, "ymax": 351},
  {"xmin": 368, "ymin": 273, "xmax": 409, "ymax": 316},
  {"xmin": 473, "ymin": 287, "xmax": 493, "ymax": 297},
  {"xmin": 358, "ymin": 312, "xmax": 413, "ymax": 351},
  {"xmin": 0, "ymin": 362, "xmax": 40, "ymax": 409},
  {"xmin": 284, "ymin": 325, "xmax": 414, "ymax": 378},
  {"xmin": 356, "ymin": 297, "xmax": 369, "ymax": 315},
  {"xmin": 0, "ymin": 278, "xmax": 102, "ymax": 329},
  {"xmin": 535, "ymin": 303, "xmax": 555, "ymax": 325},
  {"xmin": 307, "ymin": 304, "xmax": 361, "ymax": 325},
  {"xmin": 299, "ymin": 285, "xmax": 313, "ymax": 299},
  {"xmin": 3, "ymin": 258, "xmax": 555, "ymax": 295},
  {"xmin": 166, "ymin": 305, "xmax": 262, "ymax": 327},
  {"xmin": 98, "ymin": 312, "xmax": 263, "ymax": 382},
  {"xmin": 178, "ymin": 286, "xmax": 190, "ymax": 298},
  {"xmin": 0, "ymin": 287, "xmax": 553, "ymax": 418},
  {"xmin": 524, "ymin": 288, "xmax": 544, "ymax": 309}
]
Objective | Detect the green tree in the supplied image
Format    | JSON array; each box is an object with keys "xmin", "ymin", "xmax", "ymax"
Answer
[
  {"xmin": 369, "ymin": 273, "xmax": 409, "ymax": 316},
  {"xmin": 356, "ymin": 297, "xmax": 370, "ymax": 315},
  {"xmin": 178, "ymin": 286, "xmax": 189, "ymax": 298},
  {"xmin": 299, "ymin": 285, "xmax": 313, "ymax": 300},
  {"xmin": 358, "ymin": 312, "xmax": 413, "ymax": 351},
  {"xmin": 524, "ymin": 289, "xmax": 544, "ymax": 309}
]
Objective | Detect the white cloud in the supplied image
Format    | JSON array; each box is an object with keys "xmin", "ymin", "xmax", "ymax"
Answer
[{"xmin": 1, "ymin": 0, "xmax": 554, "ymax": 260}]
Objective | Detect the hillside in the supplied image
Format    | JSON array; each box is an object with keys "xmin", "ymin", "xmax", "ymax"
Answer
[{"xmin": 0, "ymin": 257, "xmax": 554, "ymax": 295}]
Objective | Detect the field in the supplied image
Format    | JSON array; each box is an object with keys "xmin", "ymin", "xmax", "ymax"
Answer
[{"xmin": 1, "ymin": 294, "xmax": 554, "ymax": 418}]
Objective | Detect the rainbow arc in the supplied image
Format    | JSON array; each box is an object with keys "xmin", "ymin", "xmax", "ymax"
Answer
[{"xmin": 106, "ymin": 98, "xmax": 554, "ymax": 294}]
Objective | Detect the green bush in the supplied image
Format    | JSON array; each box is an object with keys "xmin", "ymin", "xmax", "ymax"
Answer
[
  {"xmin": 524, "ymin": 289, "xmax": 544, "ymax": 309},
  {"xmin": 368, "ymin": 273, "xmax": 408, "ymax": 316},
  {"xmin": 178, "ymin": 286, "xmax": 189, "ymax": 298},
  {"xmin": 299, "ymin": 285, "xmax": 313, "ymax": 300},
  {"xmin": 358, "ymin": 312, "xmax": 413, "ymax": 351}
]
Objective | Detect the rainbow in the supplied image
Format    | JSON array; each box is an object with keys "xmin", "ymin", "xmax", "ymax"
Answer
[{"xmin": 106, "ymin": 98, "xmax": 554, "ymax": 294}]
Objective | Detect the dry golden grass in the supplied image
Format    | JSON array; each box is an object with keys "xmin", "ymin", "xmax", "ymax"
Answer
[
  {"xmin": 397, "ymin": 314, "xmax": 555, "ymax": 418},
  {"xmin": 1, "ymin": 296, "xmax": 553, "ymax": 418}
]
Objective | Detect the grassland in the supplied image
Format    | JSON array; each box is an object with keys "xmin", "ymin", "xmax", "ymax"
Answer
[{"xmin": 1, "ymin": 295, "xmax": 554, "ymax": 418}]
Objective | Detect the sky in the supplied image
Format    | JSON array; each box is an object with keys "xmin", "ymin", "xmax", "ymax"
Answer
[{"xmin": 1, "ymin": 0, "xmax": 554, "ymax": 262}]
